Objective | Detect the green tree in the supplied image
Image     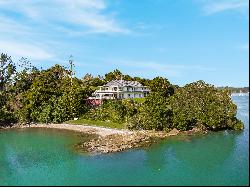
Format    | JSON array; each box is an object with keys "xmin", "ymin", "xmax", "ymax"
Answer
[
  {"xmin": 104, "ymin": 69, "xmax": 123, "ymax": 82},
  {"xmin": 16, "ymin": 65, "xmax": 89, "ymax": 123},
  {"xmin": 0, "ymin": 54, "xmax": 17, "ymax": 126},
  {"xmin": 169, "ymin": 80, "xmax": 244, "ymax": 131},
  {"xmin": 104, "ymin": 69, "xmax": 134, "ymax": 82},
  {"xmin": 127, "ymin": 92, "xmax": 173, "ymax": 130},
  {"xmin": 82, "ymin": 73, "xmax": 105, "ymax": 87},
  {"xmin": 0, "ymin": 53, "xmax": 16, "ymax": 91},
  {"xmin": 148, "ymin": 77, "xmax": 175, "ymax": 97}
]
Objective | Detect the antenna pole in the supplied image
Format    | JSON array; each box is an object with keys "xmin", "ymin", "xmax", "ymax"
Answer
[
  {"xmin": 69, "ymin": 55, "xmax": 74, "ymax": 87},
  {"xmin": 69, "ymin": 55, "xmax": 75, "ymax": 118}
]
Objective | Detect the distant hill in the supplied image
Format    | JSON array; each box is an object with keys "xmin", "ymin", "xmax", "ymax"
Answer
[{"xmin": 217, "ymin": 87, "xmax": 249, "ymax": 93}]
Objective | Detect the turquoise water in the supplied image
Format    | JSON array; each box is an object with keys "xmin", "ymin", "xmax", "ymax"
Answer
[{"xmin": 0, "ymin": 96, "xmax": 249, "ymax": 186}]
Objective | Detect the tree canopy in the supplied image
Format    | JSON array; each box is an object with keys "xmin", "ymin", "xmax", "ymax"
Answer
[{"xmin": 0, "ymin": 53, "xmax": 244, "ymax": 131}]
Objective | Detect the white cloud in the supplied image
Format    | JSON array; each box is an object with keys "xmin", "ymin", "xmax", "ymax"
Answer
[
  {"xmin": 241, "ymin": 43, "xmax": 249, "ymax": 51},
  {"xmin": 0, "ymin": 0, "xmax": 129, "ymax": 34},
  {"xmin": 0, "ymin": 16, "xmax": 36, "ymax": 36},
  {"xmin": 103, "ymin": 59, "xmax": 216, "ymax": 78},
  {"xmin": 0, "ymin": 0, "xmax": 130, "ymax": 63},
  {"xmin": 199, "ymin": 0, "xmax": 249, "ymax": 15},
  {"xmin": 0, "ymin": 40, "xmax": 54, "ymax": 61},
  {"xmin": 157, "ymin": 47, "xmax": 168, "ymax": 53}
]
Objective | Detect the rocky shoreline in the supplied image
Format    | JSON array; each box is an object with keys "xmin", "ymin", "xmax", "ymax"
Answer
[
  {"xmin": 4, "ymin": 123, "xmax": 205, "ymax": 154},
  {"xmin": 76, "ymin": 129, "xmax": 180, "ymax": 154}
]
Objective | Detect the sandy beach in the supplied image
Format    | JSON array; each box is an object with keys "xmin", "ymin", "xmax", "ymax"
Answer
[{"xmin": 21, "ymin": 123, "xmax": 135, "ymax": 137}]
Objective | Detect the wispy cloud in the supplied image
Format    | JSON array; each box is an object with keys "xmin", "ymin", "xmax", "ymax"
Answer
[
  {"xmin": 0, "ymin": 40, "xmax": 54, "ymax": 61},
  {"xmin": 198, "ymin": 0, "xmax": 249, "ymax": 15},
  {"xmin": 0, "ymin": 0, "xmax": 129, "ymax": 35},
  {"xmin": 241, "ymin": 43, "xmax": 249, "ymax": 51},
  {"xmin": 0, "ymin": 0, "xmax": 130, "ymax": 62},
  {"xmin": 85, "ymin": 58, "xmax": 216, "ymax": 78}
]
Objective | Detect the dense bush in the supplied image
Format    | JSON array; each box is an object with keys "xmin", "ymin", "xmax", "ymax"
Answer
[
  {"xmin": 0, "ymin": 54, "xmax": 17, "ymax": 125},
  {"xmin": 14, "ymin": 65, "xmax": 90, "ymax": 123},
  {"xmin": 147, "ymin": 77, "xmax": 176, "ymax": 97},
  {"xmin": 126, "ymin": 77, "xmax": 175, "ymax": 131},
  {"xmin": 83, "ymin": 99, "xmax": 140, "ymax": 124},
  {"xmin": 169, "ymin": 81, "xmax": 244, "ymax": 131},
  {"xmin": 0, "ymin": 109, "xmax": 16, "ymax": 126},
  {"xmin": 0, "ymin": 92, "xmax": 16, "ymax": 125},
  {"xmin": 127, "ymin": 92, "xmax": 173, "ymax": 131},
  {"xmin": 18, "ymin": 87, "xmax": 89, "ymax": 123},
  {"xmin": 83, "ymin": 100, "xmax": 123, "ymax": 123}
]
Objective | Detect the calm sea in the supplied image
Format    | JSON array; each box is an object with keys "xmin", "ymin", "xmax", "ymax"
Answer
[{"xmin": 0, "ymin": 95, "xmax": 248, "ymax": 186}]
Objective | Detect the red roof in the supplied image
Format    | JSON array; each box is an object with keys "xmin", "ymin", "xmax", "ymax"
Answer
[{"xmin": 86, "ymin": 98, "xmax": 103, "ymax": 106}]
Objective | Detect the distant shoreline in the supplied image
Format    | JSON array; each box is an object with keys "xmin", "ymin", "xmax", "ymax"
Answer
[{"xmin": 231, "ymin": 93, "xmax": 249, "ymax": 96}]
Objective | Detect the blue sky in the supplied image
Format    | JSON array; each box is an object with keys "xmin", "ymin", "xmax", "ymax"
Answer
[{"xmin": 0, "ymin": 0, "xmax": 249, "ymax": 87}]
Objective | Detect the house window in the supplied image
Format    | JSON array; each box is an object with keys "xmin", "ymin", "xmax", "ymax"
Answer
[
  {"xmin": 139, "ymin": 94, "xmax": 141, "ymax": 98},
  {"xmin": 128, "ymin": 94, "xmax": 130, "ymax": 98}
]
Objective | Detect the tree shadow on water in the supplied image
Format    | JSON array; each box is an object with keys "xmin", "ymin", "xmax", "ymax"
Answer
[
  {"xmin": 143, "ymin": 131, "xmax": 239, "ymax": 173},
  {"xmin": 170, "ymin": 132, "xmax": 238, "ymax": 172}
]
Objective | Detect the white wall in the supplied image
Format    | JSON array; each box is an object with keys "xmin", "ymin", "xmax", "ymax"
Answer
[
  {"xmin": 124, "ymin": 93, "xmax": 134, "ymax": 98},
  {"xmin": 134, "ymin": 87, "xmax": 143, "ymax": 91},
  {"xmin": 123, "ymin": 93, "xmax": 144, "ymax": 99}
]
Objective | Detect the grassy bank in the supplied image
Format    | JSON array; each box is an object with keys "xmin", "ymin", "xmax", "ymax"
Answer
[
  {"xmin": 131, "ymin": 97, "xmax": 145, "ymax": 103},
  {"xmin": 66, "ymin": 118, "xmax": 126, "ymax": 130}
]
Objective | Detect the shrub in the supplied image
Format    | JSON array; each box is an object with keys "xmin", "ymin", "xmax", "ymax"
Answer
[
  {"xmin": 0, "ymin": 109, "xmax": 16, "ymax": 126},
  {"xmin": 127, "ymin": 92, "xmax": 173, "ymax": 131},
  {"xmin": 83, "ymin": 100, "xmax": 126, "ymax": 123}
]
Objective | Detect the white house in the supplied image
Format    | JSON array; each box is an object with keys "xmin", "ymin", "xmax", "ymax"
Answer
[{"xmin": 89, "ymin": 80, "xmax": 150, "ymax": 100}]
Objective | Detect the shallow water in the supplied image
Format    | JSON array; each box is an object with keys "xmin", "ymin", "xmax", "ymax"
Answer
[{"xmin": 0, "ymin": 96, "xmax": 249, "ymax": 186}]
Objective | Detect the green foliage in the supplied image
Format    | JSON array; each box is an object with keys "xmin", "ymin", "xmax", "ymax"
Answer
[
  {"xmin": 131, "ymin": 97, "xmax": 145, "ymax": 103},
  {"xmin": 148, "ymin": 77, "xmax": 172, "ymax": 94},
  {"xmin": 0, "ymin": 54, "xmax": 17, "ymax": 125},
  {"xmin": 83, "ymin": 100, "xmax": 126, "ymax": 123},
  {"xmin": 104, "ymin": 69, "xmax": 123, "ymax": 82},
  {"xmin": 13, "ymin": 58, "xmax": 39, "ymax": 94},
  {"xmin": 83, "ymin": 99, "xmax": 141, "ymax": 124},
  {"xmin": 126, "ymin": 78, "xmax": 176, "ymax": 131},
  {"xmin": 127, "ymin": 92, "xmax": 173, "ymax": 131},
  {"xmin": 82, "ymin": 73, "xmax": 105, "ymax": 87},
  {"xmin": 0, "ymin": 109, "xmax": 16, "ymax": 126},
  {"xmin": 15, "ymin": 65, "xmax": 90, "ymax": 123},
  {"xmin": 0, "ymin": 53, "xmax": 16, "ymax": 91},
  {"xmin": 169, "ymin": 80, "xmax": 244, "ymax": 131},
  {"xmin": 122, "ymin": 99, "xmax": 140, "ymax": 117},
  {"xmin": 230, "ymin": 118, "xmax": 244, "ymax": 130},
  {"xmin": 0, "ymin": 90, "xmax": 5, "ymax": 109},
  {"xmin": 104, "ymin": 69, "xmax": 134, "ymax": 82},
  {"xmin": 0, "ymin": 54, "xmax": 244, "ymax": 132}
]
